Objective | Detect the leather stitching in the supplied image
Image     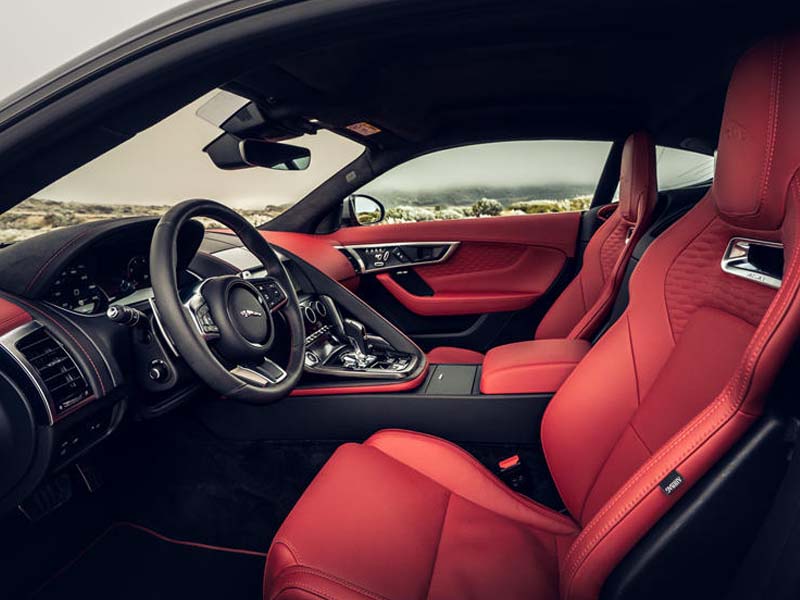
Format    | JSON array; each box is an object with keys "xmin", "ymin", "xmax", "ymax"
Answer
[
  {"xmin": 24, "ymin": 229, "xmax": 93, "ymax": 294},
  {"xmin": 424, "ymin": 492, "xmax": 451, "ymax": 600},
  {"xmin": 757, "ymin": 42, "xmax": 783, "ymax": 214},
  {"xmin": 275, "ymin": 566, "xmax": 394, "ymax": 600},
  {"xmin": 12, "ymin": 296, "xmax": 107, "ymax": 396},
  {"xmin": 366, "ymin": 430, "xmax": 578, "ymax": 532},
  {"xmin": 564, "ymin": 193, "xmax": 800, "ymax": 590}
]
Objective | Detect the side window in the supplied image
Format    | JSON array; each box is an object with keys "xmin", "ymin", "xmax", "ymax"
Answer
[
  {"xmin": 656, "ymin": 146, "xmax": 714, "ymax": 190},
  {"xmin": 357, "ymin": 140, "xmax": 612, "ymax": 224}
]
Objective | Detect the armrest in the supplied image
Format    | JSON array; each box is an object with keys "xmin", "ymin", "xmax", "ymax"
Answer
[{"xmin": 480, "ymin": 339, "xmax": 590, "ymax": 394}]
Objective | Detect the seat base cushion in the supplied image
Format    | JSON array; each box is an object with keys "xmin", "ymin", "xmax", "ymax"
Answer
[
  {"xmin": 426, "ymin": 346, "xmax": 485, "ymax": 364},
  {"xmin": 265, "ymin": 430, "xmax": 577, "ymax": 600}
]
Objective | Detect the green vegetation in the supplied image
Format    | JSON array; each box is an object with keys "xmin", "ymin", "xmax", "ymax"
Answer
[
  {"xmin": 0, "ymin": 188, "xmax": 593, "ymax": 243},
  {"xmin": 0, "ymin": 198, "xmax": 291, "ymax": 243}
]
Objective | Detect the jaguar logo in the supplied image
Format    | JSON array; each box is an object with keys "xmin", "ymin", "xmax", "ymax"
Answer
[
  {"xmin": 239, "ymin": 309, "xmax": 263, "ymax": 318},
  {"xmin": 722, "ymin": 119, "xmax": 748, "ymax": 143}
]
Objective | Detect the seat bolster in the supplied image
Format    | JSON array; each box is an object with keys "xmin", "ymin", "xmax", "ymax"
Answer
[
  {"xmin": 426, "ymin": 346, "xmax": 485, "ymax": 364},
  {"xmin": 268, "ymin": 565, "xmax": 388, "ymax": 600},
  {"xmin": 365, "ymin": 429, "xmax": 578, "ymax": 535}
]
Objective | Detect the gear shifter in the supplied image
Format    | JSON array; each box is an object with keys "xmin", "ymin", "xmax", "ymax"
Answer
[
  {"xmin": 344, "ymin": 318, "xmax": 368, "ymax": 356},
  {"xmin": 340, "ymin": 318, "xmax": 377, "ymax": 370}
]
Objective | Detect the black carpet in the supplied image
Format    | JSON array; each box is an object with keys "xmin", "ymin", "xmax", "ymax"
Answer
[
  {"xmin": 33, "ymin": 523, "xmax": 265, "ymax": 600},
  {"xmin": 97, "ymin": 412, "xmax": 341, "ymax": 552}
]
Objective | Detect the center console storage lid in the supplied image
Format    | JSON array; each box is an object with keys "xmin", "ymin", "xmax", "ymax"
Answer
[{"xmin": 480, "ymin": 339, "xmax": 590, "ymax": 395}]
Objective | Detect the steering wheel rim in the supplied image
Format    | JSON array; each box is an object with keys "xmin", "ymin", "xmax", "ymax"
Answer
[{"xmin": 150, "ymin": 199, "xmax": 305, "ymax": 403}]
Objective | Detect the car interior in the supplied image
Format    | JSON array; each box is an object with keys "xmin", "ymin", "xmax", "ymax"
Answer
[{"xmin": 3, "ymin": 1, "xmax": 800, "ymax": 599}]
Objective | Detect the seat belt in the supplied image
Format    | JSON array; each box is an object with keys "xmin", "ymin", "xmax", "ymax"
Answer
[{"xmin": 727, "ymin": 421, "xmax": 800, "ymax": 600}]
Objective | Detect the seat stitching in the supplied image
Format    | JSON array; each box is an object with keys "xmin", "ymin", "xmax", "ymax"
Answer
[
  {"xmin": 275, "ymin": 566, "xmax": 394, "ymax": 600},
  {"xmin": 575, "ymin": 314, "xmax": 638, "ymax": 522},
  {"xmin": 564, "ymin": 198, "xmax": 800, "ymax": 584},
  {"xmin": 367, "ymin": 431, "xmax": 577, "ymax": 532},
  {"xmin": 628, "ymin": 423, "xmax": 654, "ymax": 455},
  {"xmin": 424, "ymin": 492, "xmax": 451, "ymax": 600},
  {"xmin": 758, "ymin": 41, "xmax": 783, "ymax": 210}
]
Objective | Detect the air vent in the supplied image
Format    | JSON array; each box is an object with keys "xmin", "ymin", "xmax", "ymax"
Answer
[{"xmin": 16, "ymin": 327, "xmax": 90, "ymax": 415}]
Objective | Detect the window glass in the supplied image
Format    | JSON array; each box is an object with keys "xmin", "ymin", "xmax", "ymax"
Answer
[
  {"xmin": 358, "ymin": 140, "xmax": 612, "ymax": 224},
  {"xmin": 656, "ymin": 146, "xmax": 714, "ymax": 190},
  {"xmin": 2, "ymin": 90, "xmax": 364, "ymax": 243}
]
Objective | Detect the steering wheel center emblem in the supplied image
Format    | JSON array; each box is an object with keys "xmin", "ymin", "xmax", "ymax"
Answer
[{"xmin": 239, "ymin": 309, "xmax": 263, "ymax": 318}]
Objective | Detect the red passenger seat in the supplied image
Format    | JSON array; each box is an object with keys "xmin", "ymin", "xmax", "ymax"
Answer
[
  {"xmin": 264, "ymin": 34, "xmax": 800, "ymax": 600},
  {"xmin": 427, "ymin": 130, "xmax": 657, "ymax": 364}
]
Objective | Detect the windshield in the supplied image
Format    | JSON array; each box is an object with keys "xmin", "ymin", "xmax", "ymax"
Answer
[{"xmin": 0, "ymin": 90, "xmax": 365, "ymax": 243}]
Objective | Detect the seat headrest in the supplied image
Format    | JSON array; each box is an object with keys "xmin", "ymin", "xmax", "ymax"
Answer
[
  {"xmin": 712, "ymin": 34, "xmax": 800, "ymax": 231},
  {"xmin": 619, "ymin": 130, "xmax": 657, "ymax": 223}
]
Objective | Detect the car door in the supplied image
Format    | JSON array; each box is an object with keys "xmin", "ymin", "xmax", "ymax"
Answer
[{"xmin": 330, "ymin": 140, "xmax": 613, "ymax": 353}]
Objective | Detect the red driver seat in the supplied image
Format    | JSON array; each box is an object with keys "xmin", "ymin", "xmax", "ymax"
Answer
[
  {"xmin": 427, "ymin": 130, "xmax": 658, "ymax": 364},
  {"xmin": 264, "ymin": 34, "xmax": 800, "ymax": 600}
]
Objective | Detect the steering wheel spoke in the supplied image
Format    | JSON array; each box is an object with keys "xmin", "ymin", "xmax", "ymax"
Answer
[
  {"xmin": 251, "ymin": 276, "xmax": 289, "ymax": 313},
  {"xmin": 230, "ymin": 358, "xmax": 288, "ymax": 387},
  {"xmin": 183, "ymin": 290, "xmax": 221, "ymax": 341}
]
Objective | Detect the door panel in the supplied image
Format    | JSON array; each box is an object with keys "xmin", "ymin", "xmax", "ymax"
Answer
[{"xmin": 327, "ymin": 212, "xmax": 581, "ymax": 351}]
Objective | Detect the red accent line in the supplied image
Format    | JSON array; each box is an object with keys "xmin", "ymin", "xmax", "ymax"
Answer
[
  {"xmin": 32, "ymin": 522, "xmax": 266, "ymax": 597},
  {"xmin": 114, "ymin": 522, "xmax": 268, "ymax": 557},
  {"xmin": 12, "ymin": 296, "xmax": 107, "ymax": 397},
  {"xmin": 25, "ymin": 229, "xmax": 93, "ymax": 294}
]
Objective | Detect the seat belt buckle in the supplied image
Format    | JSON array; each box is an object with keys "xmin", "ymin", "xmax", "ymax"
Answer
[{"xmin": 497, "ymin": 455, "xmax": 526, "ymax": 490}]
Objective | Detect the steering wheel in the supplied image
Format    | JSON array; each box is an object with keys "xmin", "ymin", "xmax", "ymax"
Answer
[{"xmin": 150, "ymin": 199, "xmax": 305, "ymax": 403}]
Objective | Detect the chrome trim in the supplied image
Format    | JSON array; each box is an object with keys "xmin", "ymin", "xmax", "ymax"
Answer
[
  {"xmin": 721, "ymin": 237, "xmax": 783, "ymax": 290},
  {"xmin": 231, "ymin": 358, "xmax": 287, "ymax": 386},
  {"xmin": 0, "ymin": 321, "xmax": 54, "ymax": 425},
  {"xmin": 305, "ymin": 354, "xmax": 418, "ymax": 380},
  {"xmin": 148, "ymin": 298, "xmax": 178, "ymax": 356},
  {"xmin": 334, "ymin": 242, "xmax": 460, "ymax": 274},
  {"xmin": 182, "ymin": 279, "xmax": 221, "ymax": 342}
]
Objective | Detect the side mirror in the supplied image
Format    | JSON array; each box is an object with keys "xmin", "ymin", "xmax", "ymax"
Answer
[
  {"xmin": 203, "ymin": 133, "xmax": 311, "ymax": 171},
  {"xmin": 345, "ymin": 194, "xmax": 385, "ymax": 226}
]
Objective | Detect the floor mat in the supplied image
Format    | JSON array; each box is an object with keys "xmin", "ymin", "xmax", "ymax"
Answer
[
  {"xmin": 99, "ymin": 414, "xmax": 340, "ymax": 551},
  {"xmin": 33, "ymin": 523, "xmax": 266, "ymax": 600}
]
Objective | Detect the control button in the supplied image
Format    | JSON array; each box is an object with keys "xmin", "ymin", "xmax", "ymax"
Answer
[{"xmin": 148, "ymin": 360, "xmax": 170, "ymax": 383}]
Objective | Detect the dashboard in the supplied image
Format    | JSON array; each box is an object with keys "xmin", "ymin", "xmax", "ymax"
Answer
[{"xmin": 43, "ymin": 223, "xmax": 202, "ymax": 315}]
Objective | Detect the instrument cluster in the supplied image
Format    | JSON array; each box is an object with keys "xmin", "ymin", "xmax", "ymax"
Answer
[{"xmin": 48, "ymin": 254, "xmax": 152, "ymax": 314}]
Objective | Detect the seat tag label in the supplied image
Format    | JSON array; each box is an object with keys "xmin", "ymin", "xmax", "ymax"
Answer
[{"xmin": 659, "ymin": 470, "xmax": 685, "ymax": 496}]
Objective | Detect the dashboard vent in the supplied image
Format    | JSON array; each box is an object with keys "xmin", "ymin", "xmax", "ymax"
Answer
[{"xmin": 16, "ymin": 327, "xmax": 90, "ymax": 415}]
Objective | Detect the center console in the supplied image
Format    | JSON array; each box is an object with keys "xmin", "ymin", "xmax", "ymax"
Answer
[{"xmin": 299, "ymin": 294, "xmax": 417, "ymax": 380}]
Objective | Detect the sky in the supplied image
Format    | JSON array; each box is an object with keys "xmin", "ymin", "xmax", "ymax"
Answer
[
  {"xmin": 0, "ymin": 0, "xmax": 188, "ymax": 102},
  {"xmin": 38, "ymin": 92, "xmax": 366, "ymax": 209},
  {"xmin": 363, "ymin": 141, "xmax": 613, "ymax": 193}
]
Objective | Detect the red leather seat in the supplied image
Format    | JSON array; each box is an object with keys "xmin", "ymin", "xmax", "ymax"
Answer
[
  {"xmin": 427, "ymin": 130, "xmax": 658, "ymax": 365},
  {"xmin": 264, "ymin": 34, "xmax": 800, "ymax": 600}
]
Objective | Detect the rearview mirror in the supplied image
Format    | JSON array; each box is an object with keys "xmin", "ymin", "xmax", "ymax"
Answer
[
  {"xmin": 345, "ymin": 194, "xmax": 385, "ymax": 226},
  {"xmin": 203, "ymin": 133, "xmax": 311, "ymax": 171}
]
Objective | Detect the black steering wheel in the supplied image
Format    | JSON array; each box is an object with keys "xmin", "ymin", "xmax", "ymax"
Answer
[{"xmin": 150, "ymin": 199, "xmax": 305, "ymax": 403}]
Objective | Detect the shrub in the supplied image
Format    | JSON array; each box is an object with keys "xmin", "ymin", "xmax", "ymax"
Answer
[{"xmin": 470, "ymin": 198, "xmax": 503, "ymax": 216}]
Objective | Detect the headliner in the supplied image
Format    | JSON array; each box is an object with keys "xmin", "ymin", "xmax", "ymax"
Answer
[{"xmin": 227, "ymin": 0, "xmax": 800, "ymax": 154}]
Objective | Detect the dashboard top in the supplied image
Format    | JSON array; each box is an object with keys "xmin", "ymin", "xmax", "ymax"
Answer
[{"xmin": 0, "ymin": 217, "xmax": 204, "ymax": 311}]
